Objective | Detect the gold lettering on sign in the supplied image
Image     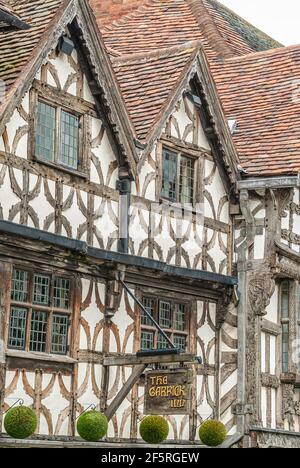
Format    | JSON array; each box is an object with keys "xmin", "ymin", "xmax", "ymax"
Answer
[
  {"xmin": 145, "ymin": 371, "xmax": 192, "ymax": 415},
  {"xmin": 148, "ymin": 385, "xmax": 186, "ymax": 398}
]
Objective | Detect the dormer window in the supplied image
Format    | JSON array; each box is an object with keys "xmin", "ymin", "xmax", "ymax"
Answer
[
  {"xmin": 35, "ymin": 100, "xmax": 80, "ymax": 171},
  {"xmin": 161, "ymin": 147, "xmax": 195, "ymax": 205},
  {"xmin": 30, "ymin": 81, "xmax": 89, "ymax": 177}
]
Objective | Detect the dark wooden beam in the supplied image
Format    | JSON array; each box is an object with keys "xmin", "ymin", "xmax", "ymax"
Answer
[{"xmin": 105, "ymin": 364, "xmax": 147, "ymax": 421}]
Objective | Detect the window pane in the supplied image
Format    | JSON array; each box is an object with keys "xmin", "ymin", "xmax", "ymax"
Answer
[
  {"xmin": 174, "ymin": 303, "xmax": 185, "ymax": 331},
  {"xmin": 179, "ymin": 156, "xmax": 194, "ymax": 205},
  {"xmin": 298, "ymin": 326, "xmax": 300, "ymax": 374},
  {"xmin": 33, "ymin": 274, "xmax": 50, "ymax": 305},
  {"xmin": 30, "ymin": 311, "xmax": 47, "ymax": 352},
  {"xmin": 157, "ymin": 333, "xmax": 171, "ymax": 350},
  {"xmin": 282, "ymin": 323, "xmax": 289, "ymax": 373},
  {"xmin": 11, "ymin": 269, "xmax": 28, "ymax": 302},
  {"xmin": 298, "ymin": 284, "xmax": 300, "ymax": 321},
  {"xmin": 8, "ymin": 307, "xmax": 27, "ymax": 350},
  {"xmin": 174, "ymin": 335, "xmax": 187, "ymax": 351},
  {"xmin": 141, "ymin": 297, "xmax": 155, "ymax": 326},
  {"xmin": 281, "ymin": 281, "xmax": 289, "ymax": 319},
  {"xmin": 36, "ymin": 101, "xmax": 55, "ymax": 162},
  {"xmin": 51, "ymin": 314, "xmax": 68, "ymax": 355},
  {"xmin": 141, "ymin": 331, "xmax": 154, "ymax": 351},
  {"xmin": 60, "ymin": 111, "xmax": 79, "ymax": 169},
  {"xmin": 161, "ymin": 149, "xmax": 177, "ymax": 201},
  {"xmin": 53, "ymin": 277, "xmax": 70, "ymax": 309},
  {"xmin": 158, "ymin": 301, "xmax": 171, "ymax": 329}
]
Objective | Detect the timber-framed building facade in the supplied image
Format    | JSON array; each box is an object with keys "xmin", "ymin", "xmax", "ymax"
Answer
[{"xmin": 0, "ymin": 0, "xmax": 299, "ymax": 449}]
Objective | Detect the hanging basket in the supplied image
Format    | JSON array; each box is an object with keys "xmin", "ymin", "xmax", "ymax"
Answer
[
  {"xmin": 199, "ymin": 419, "xmax": 227, "ymax": 447},
  {"xmin": 77, "ymin": 411, "xmax": 108, "ymax": 442},
  {"xmin": 4, "ymin": 406, "xmax": 37, "ymax": 439},
  {"xmin": 140, "ymin": 415, "xmax": 169, "ymax": 444}
]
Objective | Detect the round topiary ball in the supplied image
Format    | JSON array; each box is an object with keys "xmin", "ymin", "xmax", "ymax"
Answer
[
  {"xmin": 77, "ymin": 411, "xmax": 108, "ymax": 442},
  {"xmin": 199, "ymin": 419, "xmax": 227, "ymax": 447},
  {"xmin": 4, "ymin": 406, "xmax": 37, "ymax": 439},
  {"xmin": 140, "ymin": 415, "xmax": 169, "ymax": 444}
]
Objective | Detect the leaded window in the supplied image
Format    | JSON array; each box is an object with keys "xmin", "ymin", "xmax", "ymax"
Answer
[
  {"xmin": 161, "ymin": 148, "xmax": 195, "ymax": 205},
  {"xmin": 53, "ymin": 277, "xmax": 70, "ymax": 310},
  {"xmin": 140, "ymin": 296, "xmax": 189, "ymax": 352},
  {"xmin": 33, "ymin": 274, "xmax": 50, "ymax": 305},
  {"xmin": 281, "ymin": 281, "xmax": 290, "ymax": 373},
  {"xmin": 30, "ymin": 311, "xmax": 47, "ymax": 353},
  {"xmin": 297, "ymin": 284, "xmax": 300, "ymax": 374},
  {"xmin": 34, "ymin": 99, "xmax": 80, "ymax": 171},
  {"xmin": 8, "ymin": 307, "xmax": 27, "ymax": 350},
  {"xmin": 36, "ymin": 101, "xmax": 56, "ymax": 162},
  {"xmin": 51, "ymin": 314, "xmax": 69, "ymax": 355},
  {"xmin": 11, "ymin": 269, "xmax": 28, "ymax": 302},
  {"xmin": 141, "ymin": 330, "xmax": 154, "ymax": 351},
  {"xmin": 60, "ymin": 111, "xmax": 79, "ymax": 169},
  {"xmin": 8, "ymin": 268, "xmax": 72, "ymax": 355}
]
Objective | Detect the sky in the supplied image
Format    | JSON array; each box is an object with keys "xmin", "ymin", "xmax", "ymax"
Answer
[{"xmin": 220, "ymin": 0, "xmax": 300, "ymax": 46}]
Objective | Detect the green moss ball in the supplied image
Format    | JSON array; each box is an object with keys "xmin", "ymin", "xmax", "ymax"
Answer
[
  {"xmin": 4, "ymin": 406, "xmax": 37, "ymax": 439},
  {"xmin": 77, "ymin": 411, "xmax": 108, "ymax": 442},
  {"xmin": 199, "ymin": 419, "xmax": 227, "ymax": 447},
  {"xmin": 140, "ymin": 415, "xmax": 169, "ymax": 444}
]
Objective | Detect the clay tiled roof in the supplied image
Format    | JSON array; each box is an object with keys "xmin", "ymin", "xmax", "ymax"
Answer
[
  {"xmin": 0, "ymin": 0, "xmax": 30, "ymax": 29},
  {"xmin": 0, "ymin": 0, "xmax": 63, "ymax": 91},
  {"xmin": 93, "ymin": 0, "xmax": 297, "ymax": 177},
  {"xmin": 213, "ymin": 45, "xmax": 300, "ymax": 176},
  {"xmin": 0, "ymin": 1, "xmax": 16, "ymax": 16},
  {"xmin": 99, "ymin": 0, "xmax": 281, "ymax": 60},
  {"xmin": 203, "ymin": 0, "xmax": 281, "ymax": 53},
  {"xmin": 112, "ymin": 43, "xmax": 199, "ymax": 142}
]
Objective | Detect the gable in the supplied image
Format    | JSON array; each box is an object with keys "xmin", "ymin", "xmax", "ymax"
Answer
[
  {"xmin": 113, "ymin": 42, "xmax": 239, "ymax": 190},
  {"xmin": 0, "ymin": 33, "xmax": 119, "ymax": 188},
  {"xmin": 0, "ymin": 0, "xmax": 137, "ymax": 178},
  {"xmin": 130, "ymin": 92, "xmax": 231, "ymax": 275},
  {"xmin": 0, "ymin": 25, "xmax": 132, "ymax": 252}
]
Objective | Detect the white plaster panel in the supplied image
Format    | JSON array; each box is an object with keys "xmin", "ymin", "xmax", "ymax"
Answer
[
  {"xmin": 254, "ymin": 231, "xmax": 265, "ymax": 260},
  {"xmin": 270, "ymin": 335, "xmax": 277, "ymax": 375},
  {"xmin": 265, "ymin": 286, "xmax": 278, "ymax": 324},
  {"xmin": 261, "ymin": 332, "xmax": 266, "ymax": 373},
  {"xmin": 94, "ymin": 199, "xmax": 119, "ymax": 251},
  {"xmin": 5, "ymin": 108, "xmax": 28, "ymax": 158},
  {"xmin": 111, "ymin": 290, "xmax": 134, "ymax": 355},
  {"xmin": 41, "ymin": 376, "xmax": 71, "ymax": 436},
  {"xmin": 261, "ymin": 387, "xmax": 267, "ymax": 427}
]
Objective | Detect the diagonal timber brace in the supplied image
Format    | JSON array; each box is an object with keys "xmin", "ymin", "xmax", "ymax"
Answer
[{"xmin": 104, "ymin": 364, "xmax": 147, "ymax": 421}]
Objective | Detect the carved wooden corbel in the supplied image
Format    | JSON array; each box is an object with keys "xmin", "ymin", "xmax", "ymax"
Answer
[
  {"xmin": 248, "ymin": 274, "xmax": 275, "ymax": 316},
  {"xmin": 216, "ymin": 287, "xmax": 234, "ymax": 329},
  {"xmin": 282, "ymin": 384, "xmax": 296, "ymax": 431},
  {"xmin": 105, "ymin": 266, "xmax": 125, "ymax": 320},
  {"xmin": 277, "ymin": 188, "xmax": 293, "ymax": 218}
]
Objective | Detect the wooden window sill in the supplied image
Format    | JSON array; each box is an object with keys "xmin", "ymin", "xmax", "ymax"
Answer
[
  {"xmin": 6, "ymin": 350, "xmax": 77, "ymax": 365},
  {"xmin": 32, "ymin": 157, "xmax": 88, "ymax": 180},
  {"xmin": 158, "ymin": 198, "xmax": 203, "ymax": 217}
]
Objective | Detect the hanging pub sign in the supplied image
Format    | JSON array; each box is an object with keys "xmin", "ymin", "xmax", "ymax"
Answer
[{"xmin": 144, "ymin": 369, "xmax": 192, "ymax": 415}]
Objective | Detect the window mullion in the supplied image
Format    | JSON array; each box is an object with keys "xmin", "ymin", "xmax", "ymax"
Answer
[{"xmin": 46, "ymin": 312, "xmax": 53, "ymax": 354}]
